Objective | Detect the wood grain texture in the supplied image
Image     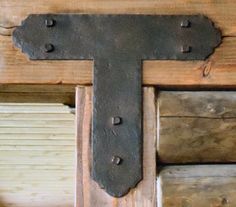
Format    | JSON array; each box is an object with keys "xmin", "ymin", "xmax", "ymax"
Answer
[
  {"xmin": 159, "ymin": 91, "xmax": 236, "ymax": 118},
  {"xmin": 0, "ymin": 103, "xmax": 75, "ymax": 207},
  {"xmin": 158, "ymin": 91, "xmax": 236, "ymax": 163},
  {"xmin": 0, "ymin": 36, "xmax": 91, "ymax": 85},
  {"xmin": 0, "ymin": 85, "xmax": 75, "ymax": 92},
  {"xmin": 159, "ymin": 117, "xmax": 236, "ymax": 163},
  {"xmin": 1, "ymin": 2, "xmax": 236, "ymax": 87},
  {"xmin": 0, "ymin": 85, "xmax": 76, "ymax": 105},
  {"xmin": 76, "ymin": 86, "xmax": 156, "ymax": 207},
  {"xmin": 1, "ymin": 35, "xmax": 236, "ymax": 86},
  {"xmin": 160, "ymin": 165, "xmax": 236, "ymax": 207},
  {"xmin": 1, "ymin": 0, "xmax": 236, "ymax": 36}
]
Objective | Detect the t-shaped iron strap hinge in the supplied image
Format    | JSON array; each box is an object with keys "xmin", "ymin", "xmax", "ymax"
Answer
[{"xmin": 13, "ymin": 14, "xmax": 221, "ymax": 197}]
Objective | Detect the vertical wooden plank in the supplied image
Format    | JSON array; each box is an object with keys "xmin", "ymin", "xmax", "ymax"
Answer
[{"xmin": 76, "ymin": 86, "xmax": 156, "ymax": 207}]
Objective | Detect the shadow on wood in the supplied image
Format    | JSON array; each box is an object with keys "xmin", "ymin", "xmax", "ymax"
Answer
[{"xmin": 0, "ymin": 197, "xmax": 7, "ymax": 207}]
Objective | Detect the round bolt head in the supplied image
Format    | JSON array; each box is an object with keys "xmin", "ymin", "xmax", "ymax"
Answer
[
  {"xmin": 111, "ymin": 156, "xmax": 122, "ymax": 165},
  {"xmin": 44, "ymin": 44, "xmax": 54, "ymax": 53},
  {"xmin": 45, "ymin": 19, "xmax": 55, "ymax": 27},
  {"xmin": 112, "ymin": 116, "xmax": 122, "ymax": 125},
  {"xmin": 181, "ymin": 20, "xmax": 191, "ymax": 28}
]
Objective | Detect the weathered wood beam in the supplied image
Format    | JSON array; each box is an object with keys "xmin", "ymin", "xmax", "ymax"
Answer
[
  {"xmin": 158, "ymin": 91, "xmax": 236, "ymax": 163},
  {"xmin": 0, "ymin": 36, "xmax": 236, "ymax": 87},
  {"xmin": 1, "ymin": 1, "xmax": 236, "ymax": 86},
  {"xmin": 160, "ymin": 165, "xmax": 236, "ymax": 207},
  {"xmin": 1, "ymin": 0, "xmax": 236, "ymax": 36},
  {"xmin": 0, "ymin": 85, "xmax": 75, "ymax": 105}
]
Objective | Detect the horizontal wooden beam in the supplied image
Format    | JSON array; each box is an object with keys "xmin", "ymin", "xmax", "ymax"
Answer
[
  {"xmin": 0, "ymin": 85, "xmax": 75, "ymax": 105},
  {"xmin": 1, "ymin": 0, "xmax": 236, "ymax": 36},
  {"xmin": 160, "ymin": 165, "xmax": 236, "ymax": 207},
  {"xmin": 1, "ymin": 1, "xmax": 236, "ymax": 87},
  {"xmin": 158, "ymin": 91, "xmax": 236, "ymax": 163},
  {"xmin": 0, "ymin": 35, "xmax": 236, "ymax": 87}
]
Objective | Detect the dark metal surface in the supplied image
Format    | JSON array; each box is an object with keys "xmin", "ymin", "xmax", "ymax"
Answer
[{"xmin": 13, "ymin": 14, "xmax": 222, "ymax": 197}]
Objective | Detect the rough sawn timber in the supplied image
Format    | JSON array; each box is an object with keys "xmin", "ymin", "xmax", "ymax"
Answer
[
  {"xmin": 160, "ymin": 165, "xmax": 236, "ymax": 207},
  {"xmin": 1, "ymin": 1, "xmax": 236, "ymax": 87},
  {"xmin": 76, "ymin": 86, "xmax": 157, "ymax": 207},
  {"xmin": 158, "ymin": 91, "xmax": 236, "ymax": 163}
]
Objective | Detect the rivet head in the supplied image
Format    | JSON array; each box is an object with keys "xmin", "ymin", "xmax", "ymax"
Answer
[
  {"xmin": 44, "ymin": 44, "xmax": 54, "ymax": 53},
  {"xmin": 181, "ymin": 45, "xmax": 191, "ymax": 53},
  {"xmin": 111, "ymin": 156, "xmax": 122, "ymax": 165},
  {"xmin": 45, "ymin": 19, "xmax": 55, "ymax": 27},
  {"xmin": 181, "ymin": 20, "xmax": 191, "ymax": 28},
  {"xmin": 112, "ymin": 116, "xmax": 122, "ymax": 125}
]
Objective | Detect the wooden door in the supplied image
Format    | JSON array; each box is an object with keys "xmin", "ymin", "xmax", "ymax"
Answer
[{"xmin": 1, "ymin": 1, "xmax": 236, "ymax": 207}]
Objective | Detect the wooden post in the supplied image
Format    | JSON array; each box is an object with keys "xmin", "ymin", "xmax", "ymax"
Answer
[{"xmin": 75, "ymin": 86, "xmax": 157, "ymax": 207}]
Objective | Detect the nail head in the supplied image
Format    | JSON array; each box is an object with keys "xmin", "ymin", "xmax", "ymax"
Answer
[
  {"xmin": 44, "ymin": 44, "xmax": 54, "ymax": 53},
  {"xmin": 111, "ymin": 156, "xmax": 122, "ymax": 165},
  {"xmin": 45, "ymin": 19, "xmax": 55, "ymax": 27},
  {"xmin": 112, "ymin": 116, "xmax": 122, "ymax": 125},
  {"xmin": 181, "ymin": 20, "xmax": 191, "ymax": 28}
]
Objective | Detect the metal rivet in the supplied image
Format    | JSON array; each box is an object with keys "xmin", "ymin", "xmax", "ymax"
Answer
[
  {"xmin": 44, "ymin": 44, "xmax": 54, "ymax": 53},
  {"xmin": 45, "ymin": 19, "xmax": 55, "ymax": 27},
  {"xmin": 181, "ymin": 45, "xmax": 191, "ymax": 53},
  {"xmin": 111, "ymin": 156, "xmax": 122, "ymax": 165},
  {"xmin": 112, "ymin": 116, "xmax": 122, "ymax": 125},
  {"xmin": 181, "ymin": 20, "xmax": 191, "ymax": 28}
]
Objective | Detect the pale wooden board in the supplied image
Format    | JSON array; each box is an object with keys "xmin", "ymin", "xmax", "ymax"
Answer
[
  {"xmin": 0, "ymin": 113, "xmax": 74, "ymax": 121},
  {"xmin": 0, "ymin": 134, "xmax": 74, "ymax": 140},
  {"xmin": 0, "ymin": 103, "xmax": 75, "ymax": 207},
  {"xmin": 158, "ymin": 91, "xmax": 236, "ymax": 163},
  {"xmin": 160, "ymin": 165, "xmax": 236, "ymax": 207},
  {"xmin": 1, "ymin": 1, "xmax": 236, "ymax": 87},
  {"xmin": 0, "ymin": 120, "xmax": 74, "ymax": 127},
  {"xmin": 0, "ymin": 139, "xmax": 74, "ymax": 145},
  {"xmin": 76, "ymin": 86, "xmax": 156, "ymax": 207},
  {"xmin": 0, "ymin": 128, "xmax": 73, "ymax": 134},
  {"xmin": 0, "ymin": 104, "xmax": 73, "ymax": 113}
]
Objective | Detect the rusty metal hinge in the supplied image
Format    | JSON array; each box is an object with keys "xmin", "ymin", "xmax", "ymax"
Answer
[{"xmin": 13, "ymin": 14, "xmax": 221, "ymax": 197}]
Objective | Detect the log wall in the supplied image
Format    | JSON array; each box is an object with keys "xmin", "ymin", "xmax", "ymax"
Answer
[
  {"xmin": 1, "ymin": 1, "xmax": 236, "ymax": 206},
  {"xmin": 157, "ymin": 90, "xmax": 236, "ymax": 206}
]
